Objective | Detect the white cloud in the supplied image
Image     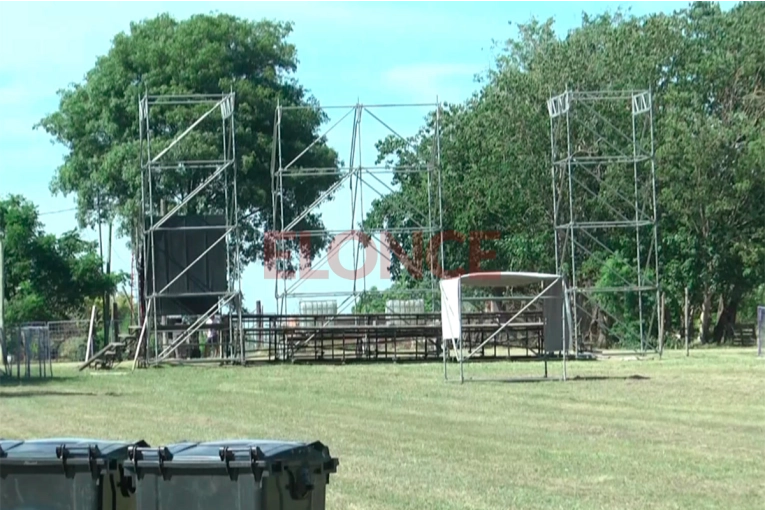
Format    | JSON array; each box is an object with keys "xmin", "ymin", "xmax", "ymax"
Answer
[
  {"xmin": 381, "ymin": 63, "xmax": 485, "ymax": 103},
  {"xmin": 0, "ymin": 83, "xmax": 57, "ymax": 108},
  {"xmin": 256, "ymin": 3, "xmax": 490, "ymax": 38},
  {"xmin": 0, "ymin": 82, "xmax": 65, "ymax": 147},
  {"xmin": 0, "ymin": 84, "xmax": 27, "ymax": 106},
  {"xmin": 0, "ymin": 2, "xmax": 480, "ymax": 72}
]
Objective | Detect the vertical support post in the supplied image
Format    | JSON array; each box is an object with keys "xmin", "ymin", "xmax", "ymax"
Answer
[
  {"xmin": 562, "ymin": 278, "xmax": 573, "ymax": 382},
  {"xmin": 238, "ymin": 299, "xmax": 245, "ymax": 365},
  {"xmin": 137, "ymin": 95, "xmax": 146, "ymax": 358},
  {"xmin": 348, "ymin": 104, "xmax": 363, "ymax": 301},
  {"xmin": 563, "ymin": 89, "xmax": 580, "ymax": 352},
  {"xmin": 102, "ymin": 220, "xmax": 113, "ymax": 355},
  {"xmin": 549, "ymin": 97, "xmax": 560, "ymax": 280},
  {"xmin": 132, "ymin": 300, "xmax": 152, "ymax": 372},
  {"xmin": 146, "ymin": 94, "xmax": 159, "ymax": 365},
  {"xmin": 112, "ymin": 301, "xmax": 119, "ymax": 349},
  {"xmin": 658, "ymin": 292, "xmax": 665, "ymax": 358},
  {"xmin": 442, "ymin": 337, "xmax": 448, "ymax": 381},
  {"xmin": 269, "ymin": 105, "xmax": 280, "ymax": 315},
  {"xmin": 22, "ymin": 329, "xmax": 29, "ymax": 378},
  {"xmin": 256, "ymin": 300, "xmax": 263, "ymax": 349},
  {"xmin": 157, "ymin": 199, "xmax": 166, "ymax": 358},
  {"xmin": 684, "ymin": 287, "xmax": 690, "ymax": 357},
  {"xmin": 226, "ymin": 90, "xmax": 244, "ymax": 367},
  {"xmin": 436, "ymin": 97, "xmax": 445, "ymax": 312},
  {"xmin": 757, "ymin": 306, "xmax": 763, "ymax": 358},
  {"xmin": 38, "ymin": 330, "xmax": 43, "ymax": 378},
  {"xmin": 277, "ymin": 104, "xmax": 286, "ymax": 316},
  {"xmin": 459, "ymin": 335, "xmax": 464, "ymax": 384},
  {"xmin": 85, "ymin": 305, "xmax": 97, "ymax": 363},
  {"xmin": 632, "ymin": 104, "xmax": 645, "ymax": 353},
  {"xmin": 48, "ymin": 327, "xmax": 53, "ymax": 378},
  {"xmin": 649, "ymin": 87, "xmax": 662, "ymax": 356},
  {"xmin": 437, "ymin": 98, "xmax": 447, "ymax": 383},
  {"xmin": 0, "ymin": 233, "xmax": 5, "ymax": 375}
]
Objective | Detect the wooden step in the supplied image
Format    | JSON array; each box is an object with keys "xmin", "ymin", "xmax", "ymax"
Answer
[{"xmin": 78, "ymin": 341, "xmax": 125, "ymax": 371}]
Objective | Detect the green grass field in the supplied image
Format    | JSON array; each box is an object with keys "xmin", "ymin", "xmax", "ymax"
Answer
[{"xmin": 1, "ymin": 350, "xmax": 763, "ymax": 510}]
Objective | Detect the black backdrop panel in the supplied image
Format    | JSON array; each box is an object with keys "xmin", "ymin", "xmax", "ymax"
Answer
[{"xmin": 147, "ymin": 215, "xmax": 228, "ymax": 316}]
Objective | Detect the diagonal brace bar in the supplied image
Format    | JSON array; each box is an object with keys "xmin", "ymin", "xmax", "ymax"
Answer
[
  {"xmin": 466, "ymin": 278, "xmax": 560, "ymax": 360},
  {"xmin": 156, "ymin": 293, "xmax": 238, "ymax": 361},
  {"xmin": 151, "ymin": 160, "xmax": 233, "ymax": 231},
  {"xmin": 277, "ymin": 107, "xmax": 356, "ymax": 176},
  {"xmin": 150, "ymin": 96, "xmax": 228, "ymax": 164},
  {"xmin": 284, "ymin": 169, "xmax": 356, "ymax": 232},
  {"xmin": 154, "ymin": 226, "xmax": 235, "ymax": 297},
  {"xmin": 288, "ymin": 295, "xmax": 356, "ymax": 355}
]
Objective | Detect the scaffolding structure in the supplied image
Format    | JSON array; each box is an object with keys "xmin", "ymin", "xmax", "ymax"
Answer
[
  {"xmin": 137, "ymin": 91, "xmax": 243, "ymax": 366},
  {"xmin": 270, "ymin": 101, "xmax": 445, "ymax": 323},
  {"xmin": 548, "ymin": 88, "xmax": 660, "ymax": 353}
]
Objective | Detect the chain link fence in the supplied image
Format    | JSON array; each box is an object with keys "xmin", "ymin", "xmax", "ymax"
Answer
[
  {"xmin": 48, "ymin": 320, "xmax": 91, "ymax": 361},
  {"xmin": 1, "ymin": 320, "xmax": 118, "ymax": 366},
  {"xmin": 2, "ymin": 325, "xmax": 53, "ymax": 379}
]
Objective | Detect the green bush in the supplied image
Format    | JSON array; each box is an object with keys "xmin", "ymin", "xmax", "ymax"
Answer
[{"xmin": 58, "ymin": 336, "xmax": 88, "ymax": 362}]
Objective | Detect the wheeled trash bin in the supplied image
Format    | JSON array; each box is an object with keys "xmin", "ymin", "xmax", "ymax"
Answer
[
  {"xmin": 0, "ymin": 437, "xmax": 147, "ymax": 510},
  {"xmin": 123, "ymin": 440, "xmax": 339, "ymax": 510}
]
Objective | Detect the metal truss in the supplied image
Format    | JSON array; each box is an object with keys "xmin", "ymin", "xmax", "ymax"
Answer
[
  {"xmin": 270, "ymin": 100, "xmax": 445, "ymax": 322},
  {"xmin": 137, "ymin": 91, "xmax": 243, "ymax": 366},
  {"xmin": 548, "ymin": 88, "xmax": 660, "ymax": 353}
]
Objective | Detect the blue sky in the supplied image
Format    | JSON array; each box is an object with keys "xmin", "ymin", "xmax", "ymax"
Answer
[{"xmin": 0, "ymin": 1, "xmax": 731, "ymax": 314}]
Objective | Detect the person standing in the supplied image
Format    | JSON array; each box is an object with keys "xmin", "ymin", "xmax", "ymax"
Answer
[{"xmin": 206, "ymin": 316, "xmax": 219, "ymax": 357}]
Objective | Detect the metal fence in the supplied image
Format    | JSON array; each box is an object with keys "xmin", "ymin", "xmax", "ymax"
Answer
[
  {"xmin": 1, "ymin": 320, "xmax": 97, "ymax": 365},
  {"xmin": 2, "ymin": 325, "xmax": 53, "ymax": 379},
  {"xmin": 48, "ymin": 320, "xmax": 91, "ymax": 361}
]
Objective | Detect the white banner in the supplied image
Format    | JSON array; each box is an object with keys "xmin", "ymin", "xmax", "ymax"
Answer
[{"xmin": 440, "ymin": 278, "xmax": 462, "ymax": 341}]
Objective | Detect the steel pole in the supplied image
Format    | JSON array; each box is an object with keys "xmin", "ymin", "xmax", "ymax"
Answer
[{"xmin": 0, "ymin": 234, "xmax": 5, "ymax": 372}]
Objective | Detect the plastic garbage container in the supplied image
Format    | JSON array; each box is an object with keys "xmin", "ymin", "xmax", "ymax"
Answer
[
  {"xmin": 123, "ymin": 440, "xmax": 339, "ymax": 510},
  {"xmin": 0, "ymin": 437, "xmax": 147, "ymax": 510}
]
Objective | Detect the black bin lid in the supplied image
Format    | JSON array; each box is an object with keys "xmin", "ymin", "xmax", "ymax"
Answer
[
  {"xmin": 0, "ymin": 438, "xmax": 148, "ymax": 476},
  {"xmin": 124, "ymin": 440, "xmax": 339, "ymax": 481}
]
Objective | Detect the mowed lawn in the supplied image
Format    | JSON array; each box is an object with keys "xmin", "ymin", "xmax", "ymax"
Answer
[{"xmin": 1, "ymin": 350, "xmax": 763, "ymax": 510}]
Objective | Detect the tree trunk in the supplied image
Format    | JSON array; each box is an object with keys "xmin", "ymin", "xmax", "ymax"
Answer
[
  {"xmin": 699, "ymin": 289, "xmax": 713, "ymax": 344},
  {"xmin": 597, "ymin": 307, "xmax": 609, "ymax": 349},
  {"xmin": 713, "ymin": 285, "xmax": 743, "ymax": 344},
  {"xmin": 102, "ymin": 220, "xmax": 113, "ymax": 350},
  {"xmin": 587, "ymin": 301, "xmax": 608, "ymax": 349}
]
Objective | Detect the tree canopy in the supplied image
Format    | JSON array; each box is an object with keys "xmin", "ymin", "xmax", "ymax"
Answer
[
  {"xmin": 36, "ymin": 13, "xmax": 339, "ymax": 265},
  {"xmin": 0, "ymin": 196, "xmax": 120, "ymax": 325},
  {"xmin": 365, "ymin": 2, "xmax": 765, "ymax": 346}
]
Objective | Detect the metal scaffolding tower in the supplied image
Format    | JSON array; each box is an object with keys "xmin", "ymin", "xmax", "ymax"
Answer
[
  {"xmin": 548, "ymin": 88, "xmax": 660, "ymax": 353},
  {"xmin": 270, "ymin": 101, "xmax": 444, "ymax": 319},
  {"xmin": 137, "ymin": 91, "xmax": 243, "ymax": 366}
]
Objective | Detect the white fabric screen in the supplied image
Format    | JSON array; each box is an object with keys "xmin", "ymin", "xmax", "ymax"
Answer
[{"xmin": 440, "ymin": 278, "xmax": 462, "ymax": 340}]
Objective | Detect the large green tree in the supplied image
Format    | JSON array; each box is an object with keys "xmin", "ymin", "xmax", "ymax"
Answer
[
  {"xmin": 0, "ymin": 195, "xmax": 120, "ymax": 325},
  {"xmin": 36, "ymin": 13, "xmax": 340, "ymax": 267},
  {"xmin": 364, "ymin": 2, "xmax": 765, "ymax": 346},
  {"xmin": 656, "ymin": 2, "xmax": 765, "ymax": 342}
]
